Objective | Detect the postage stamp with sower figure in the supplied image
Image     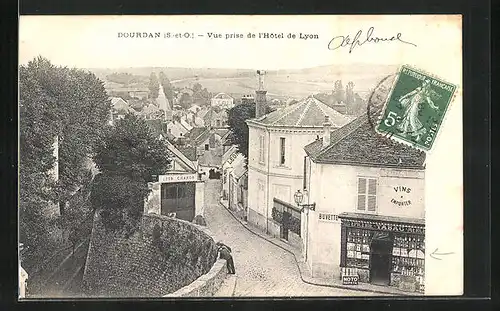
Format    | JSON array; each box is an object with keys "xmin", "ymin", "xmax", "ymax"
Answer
[{"xmin": 376, "ymin": 65, "xmax": 457, "ymax": 151}]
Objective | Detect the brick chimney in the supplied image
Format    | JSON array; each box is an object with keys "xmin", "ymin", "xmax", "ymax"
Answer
[
  {"xmin": 255, "ymin": 70, "xmax": 267, "ymax": 118},
  {"xmin": 255, "ymin": 90, "xmax": 267, "ymax": 118},
  {"xmin": 322, "ymin": 116, "xmax": 332, "ymax": 148}
]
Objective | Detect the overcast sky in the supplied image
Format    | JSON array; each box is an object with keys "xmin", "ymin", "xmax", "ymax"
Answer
[{"xmin": 20, "ymin": 15, "xmax": 461, "ymax": 75}]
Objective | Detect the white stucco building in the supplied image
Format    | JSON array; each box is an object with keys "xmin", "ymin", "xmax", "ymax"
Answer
[
  {"xmin": 301, "ymin": 114, "xmax": 426, "ymax": 293},
  {"xmin": 246, "ymin": 95, "xmax": 353, "ymax": 236},
  {"xmin": 211, "ymin": 92, "xmax": 234, "ymax": 110}
]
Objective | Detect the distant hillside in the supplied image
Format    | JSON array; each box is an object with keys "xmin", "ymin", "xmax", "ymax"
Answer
[{"xmin": 88, "ymin": 63, "xmax": 398, "ymax": 101}]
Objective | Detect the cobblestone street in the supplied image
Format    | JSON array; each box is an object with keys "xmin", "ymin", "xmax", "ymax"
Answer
[{"xmin": 203, "ymin": 179, "xmax": 384, "ymax": 297}]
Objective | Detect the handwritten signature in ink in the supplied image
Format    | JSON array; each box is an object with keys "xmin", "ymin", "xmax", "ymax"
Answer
[{"xmin": 328, "ymin": 26, "xmax": 417, "ymax": 53}]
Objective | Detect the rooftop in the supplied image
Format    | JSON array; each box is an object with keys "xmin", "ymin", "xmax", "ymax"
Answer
[
  {"xmin": 304, "ymin": 114, "xmax": 426, "ymax": 169},
  {"xmin": 248, "ymin": 96, "xmax": 354, "ymax": 128}
]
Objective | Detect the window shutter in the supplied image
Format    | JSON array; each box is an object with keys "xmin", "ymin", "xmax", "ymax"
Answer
[
  {"xmin": 357, "ymin": 195, "xmax": 366, "ymax": 211},
  {"xmin": 367, "ymin": 196, "xmax": 376, "ymax": 211},
  {"xmin": 358, "ymin": 178, "xmax": 367, "ymax": 194},
  {"xmin": 367, "ymin": 179, "xmax": 377, "ymax": 211},
  {"xmin": 368, "ymin": 178, "xmax": 377, "ymax": 195}
]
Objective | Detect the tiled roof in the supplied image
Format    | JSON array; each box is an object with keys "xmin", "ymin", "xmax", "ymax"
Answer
[
  {"xmin": 176, "ymin": 145, "xmax": 197, "ymax": 161},
  {"xmin": 249, "ymin": 96, "xmax": 354, "ymax": 128},
  {"xmin": 304, "ymin": 114, "xmax": 426, "ymax": 169},
  {"xmin": 213, "ymin": 128, "xmax": 230, "ymax": 139},
  {"xmin": 185, "ymin": 127, "xmax": 210, "ymax": 145},
  {"xmin": 213, "ymin": 93, "xmax": 233, "ymax": 100},
  {"xmin": 198, "ymin": 150, "xmax": 222, "ymax": 167}
]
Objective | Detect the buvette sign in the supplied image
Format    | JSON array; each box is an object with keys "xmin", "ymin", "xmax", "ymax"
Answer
[{"xmin": 159, "ymin": 173, "xmax": 198, "ymax": 183}]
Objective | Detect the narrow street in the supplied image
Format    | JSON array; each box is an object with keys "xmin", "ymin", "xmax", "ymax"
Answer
[{"xmin": 203, "ymin": 179, "xmax": 382, "ymax": 297}]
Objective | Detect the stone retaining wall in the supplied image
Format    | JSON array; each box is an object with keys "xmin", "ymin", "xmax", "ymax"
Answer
[
  {"xmin": 82, "ymin": 212, "xmax": 223, "ymax": 297},
  {"xmin": 163, "ymin": 259, "xmax": 227, "ymax": 297}
]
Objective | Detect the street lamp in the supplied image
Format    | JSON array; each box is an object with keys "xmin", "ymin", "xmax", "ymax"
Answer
[{"xmin": 294, "ymin": 189, "xmax": 315, "ymax": 211}]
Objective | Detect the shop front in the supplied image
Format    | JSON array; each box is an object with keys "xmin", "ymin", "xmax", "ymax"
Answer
[
  {"xmin": 159, "ymin": 173, "xmax": 204, "ymax": 222},
  {"xmin": 338, "ymin": 212, "xmax": 425, "ymax": 293}
]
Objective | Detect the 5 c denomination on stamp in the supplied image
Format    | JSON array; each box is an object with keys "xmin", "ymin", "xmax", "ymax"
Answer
[{"xmin": 376, "ymin": 65, "xmax": 457, "ymax": 151}]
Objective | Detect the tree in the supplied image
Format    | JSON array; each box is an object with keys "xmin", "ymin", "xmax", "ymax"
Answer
[
  {"xmin": 158, "ymin": 71, "xmax": 174, "ymax": 103},
  {"xmin": 333, "ymin": 80, "xmax": 345, "ymax": 104},
  {"xmin": 55, "ymin": 67, "xmax": 111, "ymax": 215},
  {"xmin": 179, "ymin": 92, "xmax": 193, "ymax": 109},
  {"xmin": 148, "ymin": 72, "xmax": 160, "ymax": 99},
  {"xmin": 19, "ymin": 56, "xmax": 111, "ymax": 270},
  {"xmin": 94, "ymin": 114, "xmax": 172, "ymax": 182},
  {"xmin": 92, "ymin": 114, "xmax": 171, "ymax": 231},
  {"xmin": 227, "ymin": 102, "xmax": 274, "ymax": 159}
]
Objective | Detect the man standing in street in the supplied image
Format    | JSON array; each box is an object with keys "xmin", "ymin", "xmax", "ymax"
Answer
[{"xmin": 216, "ymin": 241, "xmax": 235, "ymax": 274}]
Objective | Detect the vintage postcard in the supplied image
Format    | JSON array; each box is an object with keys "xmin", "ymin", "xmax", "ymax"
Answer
[{"xmin": 18, "ymin": 15, "xmax": 463, "ymax": 298}]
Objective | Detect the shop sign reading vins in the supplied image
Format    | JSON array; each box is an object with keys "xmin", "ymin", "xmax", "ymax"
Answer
[{"xmin": 159, "ymin": 173, "xmax": 198, "ymax": 183}]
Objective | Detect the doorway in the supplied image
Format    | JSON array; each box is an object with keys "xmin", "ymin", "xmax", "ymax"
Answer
[
  {"xmin": 161, "ymin": 182, "xmax": 196, "ymax": 221},
  {"xmin": 370, "ymin": 235, "xmax": 392, "ymax": 286},
  {"xmin": 280, "ymin": 211, "xmax": 290, "ymax": 241}
]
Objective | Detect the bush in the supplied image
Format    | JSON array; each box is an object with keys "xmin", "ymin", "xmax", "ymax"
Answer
[{"xmin": 91, "ymin": 174, "xmax": 149, "ymax": 232}]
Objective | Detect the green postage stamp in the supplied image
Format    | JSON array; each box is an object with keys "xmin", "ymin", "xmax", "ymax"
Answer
[{"xmin": 376, "ymin": 65, "xmax": 457, "ymax": 151}]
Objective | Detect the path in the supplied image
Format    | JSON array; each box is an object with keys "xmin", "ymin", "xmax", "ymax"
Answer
[{"xmin": 203, "ymin": 179, "xmax": 381, "ymax": 297}]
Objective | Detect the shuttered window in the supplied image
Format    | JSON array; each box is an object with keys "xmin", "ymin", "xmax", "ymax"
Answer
[
  {"xmin": 357, "ymin": 177, "xmax": 377, "ymax": 212},
  {"xmin": 259, "ymin": 135, "xmax": 265, "ymax": 163}
]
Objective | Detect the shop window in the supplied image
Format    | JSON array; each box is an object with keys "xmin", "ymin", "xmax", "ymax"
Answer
[
  {"xmin": 345, "ymin": 228, "xmax": 372, "ymax": 269},
  {"xmin": 357, "ymin": 177, "xmax": 377, "ymax": 212},
  {"xmin": 391, "ymin": 234, "xmax": 425, "ymax": 281}
]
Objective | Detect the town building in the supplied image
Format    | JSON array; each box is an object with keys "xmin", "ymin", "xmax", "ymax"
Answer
[
  {"xmin": 227, "ymin": 154, "xmax": 248, "ymax": 220},
  {"xmin": 211, "ymin": 92, "xmax": 235, "ymax": 110},
  {"xmin": 144, "ymin": 140, "xmax": 204, "ymax": 222},
  {"xmin": 184, "ymin": 127, "xmax": 228, "ymax": 179},
  {"xmin": 156, "ymin": 84, "xmax": 173, "ymax": 121},
  {"xmin": 221, "ymin": 145, "xmax": 243, "ymax": 200},
  {"xmin": 109, "ymin": 97, "xmax": 133, "ymax": 125},
  {"xmin": 166, "ymin": 119, "xmax": 191, "ymax": 139},
  {"xmin": 200, "ymin": 106, "xmax": 229, "ymax": 128},
  {"xmin": 241, "ymin": 94, "xmax": 255, "ymax": 105},
  {"xmin": 245, "ymin": 93, "xmax": 354, "ymax": 236},
  {"xmin": 188, "ymin": 104, "xmax": 202, "ymax": 114},
  {"xmin": 299, "ymin": 113, "xmax": 426, "ymax": 293}
]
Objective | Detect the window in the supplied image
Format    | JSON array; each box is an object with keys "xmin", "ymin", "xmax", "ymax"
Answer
[
  {"xmin": 345, "ymin": 228, "xmax": 372, "ymax": 269},
  {"xmin": 205, "ymin": 144, "xmax": 209, "ymax": 151},
  {"xmin": 279, "ymin": 137, "xmax": 286, "ymax": 165},
  {"xmin": 259, "ymin": 135, "xmax": 265, "ymax": 163},
  {"xmin": 357, "ymin": 177, "xmax": 377, "ymax": 212}
]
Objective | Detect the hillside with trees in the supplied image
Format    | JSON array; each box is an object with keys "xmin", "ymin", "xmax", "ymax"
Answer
[{"xmin": 19, "ymin": 56, "xmax": 111, "ymax": 275}]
